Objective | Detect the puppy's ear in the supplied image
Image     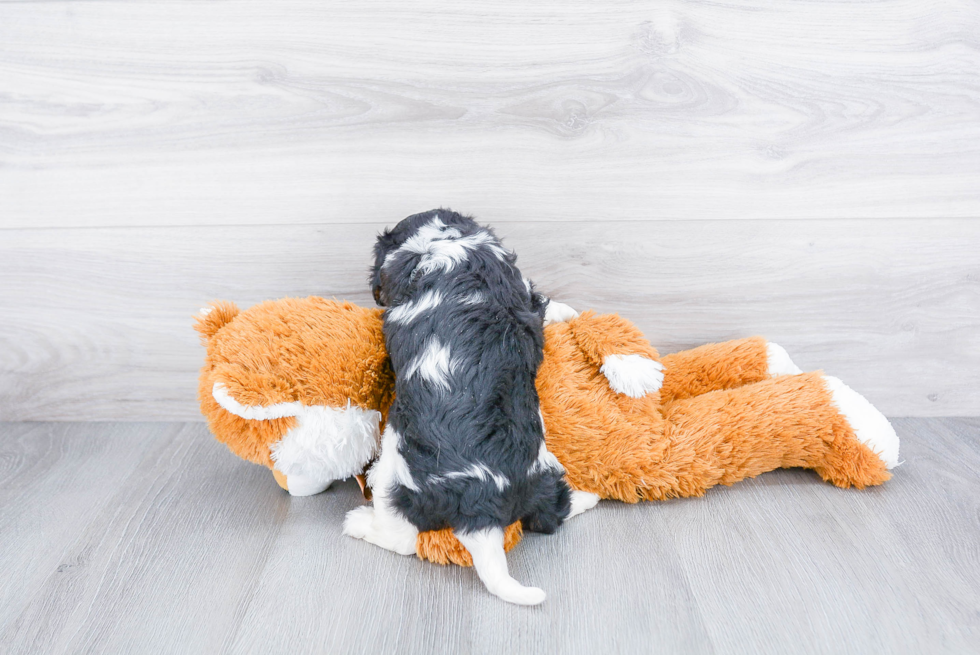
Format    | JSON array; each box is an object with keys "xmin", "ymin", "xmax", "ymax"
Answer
[
  {"xmin": 371, "ymin": 228, "xmax": 399, "ymax": 306},
  {"xmin": 375, "ymin": 227, "xmax": 399, "ymax": 254}
]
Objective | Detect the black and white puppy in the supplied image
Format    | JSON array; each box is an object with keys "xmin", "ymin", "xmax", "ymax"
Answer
[{"xmin": 344, "ymin": 209, "xmax": 596, "ymax": 605}]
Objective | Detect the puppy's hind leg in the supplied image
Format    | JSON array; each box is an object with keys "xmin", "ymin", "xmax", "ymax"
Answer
[
  {"xmin": 456, "ymin": 527, "xmax": 546, "ymax": 606},
  {"xmin": 343, "ymin": 498, "xmax": 419, "ymax": 556},
  {"xmin": 344, "ymin": 424, "xmax": 419, "ymax": 555}
]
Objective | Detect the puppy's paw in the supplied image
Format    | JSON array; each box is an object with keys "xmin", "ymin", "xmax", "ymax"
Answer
[
  {"xmin": 344, "ymin": 505, "xmax": 419, "ymax": 555},
  {"xmin": 600, "ymin": 354, "xmax": 665, "ymax": 398},
  {"xmin": 567, "ymin": 491, "xmax": 600, "ymax": 519},
  {"xmin": 343, "ymin": 506, "xmax": 375, "ymax": 540},
  {"xmin": 543, "ymin": 300, "xmax": 580, "ymax": 326}
]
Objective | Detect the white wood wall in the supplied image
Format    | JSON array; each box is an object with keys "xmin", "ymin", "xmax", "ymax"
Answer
[{"xmin": 1, "ymin": 0, "xmax": 978, "ymax": 419}]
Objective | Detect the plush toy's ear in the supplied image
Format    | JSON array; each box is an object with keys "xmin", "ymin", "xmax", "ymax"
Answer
[{"xmin": 193, "ymin": 301, "xmax": 239, "ymax": 343}]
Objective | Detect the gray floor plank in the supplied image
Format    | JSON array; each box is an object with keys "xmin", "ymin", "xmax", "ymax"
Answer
[
  {"xmin": 0, "ymin": 418, "xmax": 977, "ymax": 654},
  {"xmin": 0, "ymin": 423, "xmax": 164, "ymax": 634},
  {"xmin": 0, "ymin": 424, "xmax": 288, "ymax": 654}
]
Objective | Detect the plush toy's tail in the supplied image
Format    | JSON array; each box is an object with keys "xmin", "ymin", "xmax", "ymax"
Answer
[
  {"xmin": 193, "ymin": 301, "xmax": 240, "ymax": 343},
  {"xmin": 455, "ymin": 528, "xmax": 546, "ymax": 605}
]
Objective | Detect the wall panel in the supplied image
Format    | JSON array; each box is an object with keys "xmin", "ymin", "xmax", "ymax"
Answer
[
  {"xmin": 1, "ymin": 0, "xmax": 978, "ymax": 228},
  {"xmin": 0, "ymin": 219, "xmax": 976, "ymax": 420}
]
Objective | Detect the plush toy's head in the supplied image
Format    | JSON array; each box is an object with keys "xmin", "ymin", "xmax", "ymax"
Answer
[{"xmin": 195, "ymin": 297, "xmax": 395, "ymax": 495}]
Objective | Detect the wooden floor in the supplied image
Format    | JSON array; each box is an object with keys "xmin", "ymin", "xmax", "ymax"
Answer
[{"xmin": 1, "ymin": 419, "xmax": 977, "ymax": 654}]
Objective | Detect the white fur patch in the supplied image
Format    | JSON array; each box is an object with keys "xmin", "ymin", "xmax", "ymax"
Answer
[
  {"xmin": 387, "ymin": 290, "xmax": 444, "ymax": 324},
  {"xmin": 213, "ymin": 383, "xmax": 382, "ymax": 486},
  {"xmin": 460, "ymin": 290, "xmax": 485, "ymax": 305},
  {"xmin": 367, "ymin": 426, "xmax": 419, "ymax": 493},
  {"xmin": 281, "ymin": 473, "xmax": 333, "ymax": 497},
  {"xmin": 822, "ymin": 375, "xmax": 900, "ymax": 469},
  {"xmin": 343, "ymin": 504, "xmax": 419, "ymax": 556},
  {"xmin": 529, "ymin": 439, "xmax": 564, "ymax": 475},
  {"xmin": 382, "ymin": 217, "xmax": 509, "ymax": 278},
  {"xmin": 382, "ymin": 216, "xmax": 457, "ymax": 268},
  {"xmin": 456, "ymin": 527, "xmax": 546, "ymax": 605},
  {"xmin": 403, "ymin": 337, "xmax": 456, "ymax": 390},
  {"xmin": 543, "ymin": 300, "xmax": 580, "ymax": 326},
  {"xmin": 767, "ymin": 342, "xmax": 803, "ymax": 376},
  {"xmin": 434, "ymin": 463, "xmax": 509, "ymax": 491},
  {"xmin": 600, "ymin": 354, "xmax": 665, "ymax": 398},
  {"xmin": 213, "ymin": 382, "xmax": 303, "ymax": 420},
  {"xmin": 400, "ymin": 226, "xmax": 462, "ymax": 255},
  {"xmin": 346, "ymin": 426, "xmax": 421, "ymax": 555},
  {"xmin": 414, "ymin": 231, "xmax": 508, "ymax": 277},
  {"xmin": 399, "ymin": 217, "xmax": 460, "ymax": 254},
  {"xmin": 567, "ymin": 490, "xmax": 600, "ymax": 518},
  {"xmin": 269, "ymin": 403, "xmax": 382, "ymax": 484}
]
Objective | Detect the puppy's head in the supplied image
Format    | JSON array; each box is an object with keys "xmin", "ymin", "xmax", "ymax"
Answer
[{"xmin": 370, "ymin": 208, "xmax": 474, "ymax": 306}]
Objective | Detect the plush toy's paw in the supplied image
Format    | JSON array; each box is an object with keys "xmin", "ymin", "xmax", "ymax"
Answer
[
  {"xmin": 823, "ymin": 375, "xmax": 900, "ymax": 469},
  {"xmin": 767, "ymin": 342, "xmax": 803, "ymax": 377},
  {"xmin": 543, "ymin": 300, "xmax": 580, "ymax": 326},
  {"xmin": 273, "ymin": 470, "xmax": 333, "ymax": 497},
  {"xmin": 600, "ymin": 354, "xmax": 665, "ymax": 398},
  {"xmin": 567, "ymin": 491, "xmax": 600, "ymax": 519},
  {"xmin": 343, "ymin": 505, "xmax": 419, "ymax": 556}
]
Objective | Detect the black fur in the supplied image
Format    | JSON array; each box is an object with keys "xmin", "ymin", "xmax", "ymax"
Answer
[{"xmin": 371, "ymin": 209, "xmax": 570, "ymax": 535}]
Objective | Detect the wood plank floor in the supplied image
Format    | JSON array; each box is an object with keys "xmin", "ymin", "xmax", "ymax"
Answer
[{"xmin": 1, "ymin": 419, "xmax": 976, "ymax": 654}]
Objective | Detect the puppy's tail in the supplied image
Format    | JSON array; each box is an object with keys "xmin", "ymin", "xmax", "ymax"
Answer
[{"xmin": 455, "ymin": 527, "xmax": 546, "ymax": 606}]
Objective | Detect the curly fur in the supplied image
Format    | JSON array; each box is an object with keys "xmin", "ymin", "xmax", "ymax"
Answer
[{"xmin": 370, "ymin": 209, "xmax": 571, "ymax": 535}]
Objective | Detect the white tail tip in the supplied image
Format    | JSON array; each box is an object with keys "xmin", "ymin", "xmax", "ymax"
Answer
[
  {"xmin": 456, "ymin": 527, "xmax": 546, "ymax": 606},
  {"xmin": 492, "ymin": 580, "xmax": 547, "ymax": 606}
]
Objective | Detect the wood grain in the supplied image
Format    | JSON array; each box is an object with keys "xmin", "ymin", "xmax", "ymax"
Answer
[
  {"xmin": 1, "ymin": 0, "xmax": 978, "ymax": 228},
  {"xmin": 1, "ymin": 219, "xmax": 977, "ymax": 420},
  {"xmin": 1, "ymin": 419, "xmax": 977, "ymax": 653},
  {"xmin": 0, "ymin": 423, "xmax": 164, "ymax": 633}
]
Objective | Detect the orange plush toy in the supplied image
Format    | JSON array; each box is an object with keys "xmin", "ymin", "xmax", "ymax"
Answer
[{"xmin": 196, "ymin": 297, "xmax": 899, "ymax": 566}]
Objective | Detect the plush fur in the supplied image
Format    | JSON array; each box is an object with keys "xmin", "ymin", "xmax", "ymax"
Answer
[{"xmin": 195, "ymin": 299, "xmax": 899, "ymax": 569}]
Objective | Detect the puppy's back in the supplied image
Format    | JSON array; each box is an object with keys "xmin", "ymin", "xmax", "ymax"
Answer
[{"xmin": 373, "ymin": 210, "xmax": 567, "ymax": 533}]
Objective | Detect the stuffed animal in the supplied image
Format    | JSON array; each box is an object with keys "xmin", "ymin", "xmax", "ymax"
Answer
[{"xmin": 195, "ymin": 296, "xmax": 899, "ymax": 566}]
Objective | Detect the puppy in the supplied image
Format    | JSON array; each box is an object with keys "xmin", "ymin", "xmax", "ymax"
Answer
[{"xmin": 344, "ymin": 209, "xmax": 596, "ymax": 605}]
